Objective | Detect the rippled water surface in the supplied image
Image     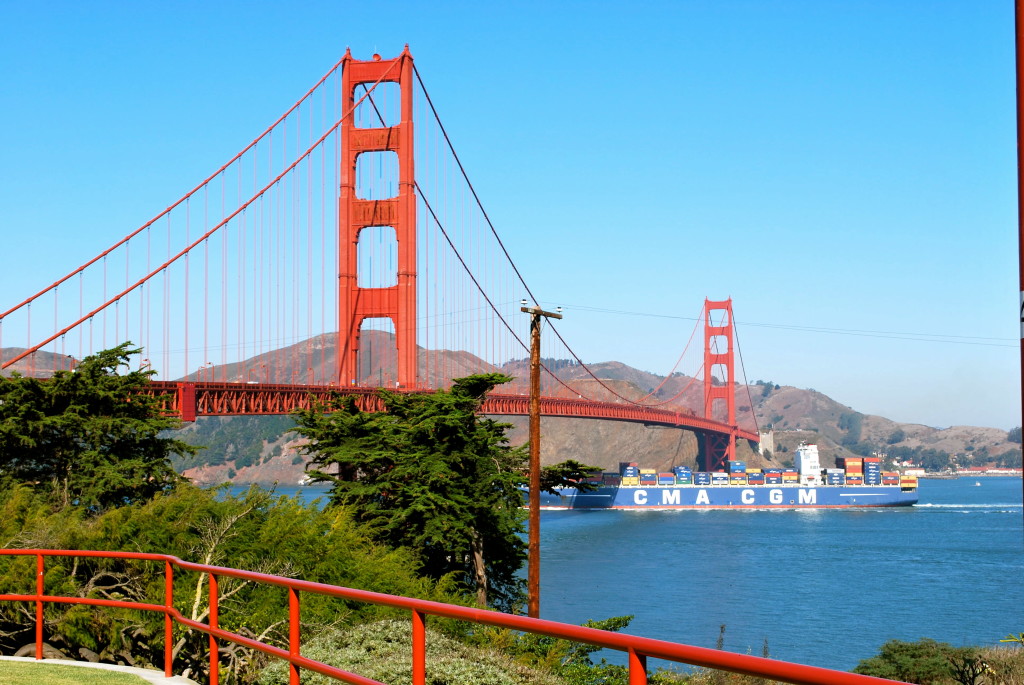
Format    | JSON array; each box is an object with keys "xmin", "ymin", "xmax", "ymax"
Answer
[
  {"xmin": 278, "ymin": 477, "xmax": 1022, "ymax": 670},
  {"xmin": 536, "ymin": 476, "xmax": 1023, "ymax": 671}
]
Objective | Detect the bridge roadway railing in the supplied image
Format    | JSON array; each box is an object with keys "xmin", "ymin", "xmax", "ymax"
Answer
[
  {"xmin": 0, "ymin": 549, "xmax": 905, "ymax": 685},
  {"xmin": 146, "ymin": 381, "xmax": 759, "ymax": 443}
]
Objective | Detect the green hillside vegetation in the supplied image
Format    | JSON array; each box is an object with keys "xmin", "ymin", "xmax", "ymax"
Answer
[{"xmin": 171, "ymin": 414, "xmax": 297, "ymax": 472}]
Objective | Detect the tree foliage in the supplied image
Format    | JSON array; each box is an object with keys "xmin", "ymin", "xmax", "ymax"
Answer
[
  {"xmin": 886, "ymin": 445, "xmax": 953, "ymax": 472},
  {"xmin": 887, "ymin": 428, "xmax": 907, "ymax": 445},
  {"xmin": 293, "ymin": 374, "xmax": 529, "ymax": 610},
  {"xmin": 0, "ymin": 343, "xmax": 196, "ymax": 511},
  {"xmin": 0, "ymin": 482, "xmax": 445, "ymax": 683},
  {"xmin": 853, "ymin": 638, "xmax": 979, "ymax": 684},
  {"xmin": 838, "ymin": 411, "xmax": 863, "ymax": 447},
  {"xmin": 292, "ymin": 373, "xmax": 599, "ymax": 611}
]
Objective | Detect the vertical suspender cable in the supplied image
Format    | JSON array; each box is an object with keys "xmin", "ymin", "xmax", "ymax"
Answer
[{"xmin": 184, "ymin": 198, "xmax": 190, "ymax": 378}]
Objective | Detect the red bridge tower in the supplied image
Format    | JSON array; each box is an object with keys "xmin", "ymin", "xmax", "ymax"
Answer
[
  {"xmin": 338, "ymin": 48, "xmax": 418, "ymax": 388},
  {"xmin": 703, "ymin": 298, "xmax": 737, "ymax": 470}
]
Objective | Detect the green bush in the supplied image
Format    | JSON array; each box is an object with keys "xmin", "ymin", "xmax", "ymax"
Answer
[
  {"xmin": 0, "ymin": 483, "xmax": 450, "ymax": 683},
  {"xmin": 256, "ymin": 619, "xmax": 561, "ymax": 685},
  {"xmin": 853, "ymin": 638, "xmax": 976, "ymax": 684}
]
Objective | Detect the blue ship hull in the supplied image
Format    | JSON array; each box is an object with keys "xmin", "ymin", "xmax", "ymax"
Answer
[{"xmin": 538, "ymin": 484, "xmax": 918, "ymax": 509}]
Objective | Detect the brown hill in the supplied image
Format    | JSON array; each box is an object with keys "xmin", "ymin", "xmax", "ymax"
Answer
[
  {"xmin": 2, "ymin": 341, "xmax": 1017, "ymax": 485},
  {"xmin": 0, "ymin": 348, "xmax": 77, "ymax": 377},
  {"xmin": 751, "ymin": 382, "xmax": 1020, "ymax": 468}
]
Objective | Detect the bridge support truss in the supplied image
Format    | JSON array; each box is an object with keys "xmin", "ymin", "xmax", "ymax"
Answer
[
  {"xmin": 703, "ymin": 298, "xmax": 738, "ymax": 470},
  {"xmin": 338, "ymin": 48, "xmax": 418, "ymax": 388}
]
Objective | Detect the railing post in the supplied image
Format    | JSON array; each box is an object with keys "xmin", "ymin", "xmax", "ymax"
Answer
[
  {"xmin": 35, "ymin": 554, "xmax": 43, "ymax": 660},
  {"xmin": 164, "ymin": 560, "xmax": 174, "ymax": 677},
  {"xmin": 209, "ymin": 572, "xmax": 219, "ymax": 685},
  {"xmin": 411, "ymin": 609, "xmax": 425, "ymax": 685},
  {"xmin": 628, "ymin": 647, "xmax": 647, "ymax": 685},
  {"xmin": 289, "ymin": 587, "xmax": 300, "ymax": 685}
]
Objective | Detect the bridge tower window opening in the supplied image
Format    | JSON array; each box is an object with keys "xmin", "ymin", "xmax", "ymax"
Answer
[
  {"xmin": 357, "ymin": 317, "xmax": 398, "ymax": 388},
  {"xmin": 357, "ymin": 226, "xmax": 398, "ymax": 288},
  {"xmin": 355, "ymin": 150, "xmax": 400, "ymax": 201},
  {"xmin": 353, "ymin": 81, "xmax": 400, "ymax": 128},
  {"xmin": 709, "ymin": 363, "xmax": 730, "ymax": 388}
]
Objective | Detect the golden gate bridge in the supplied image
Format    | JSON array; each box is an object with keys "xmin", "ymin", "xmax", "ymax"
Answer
[{"xmin": 0, "ymin": 47, "xmax": 759, "ymax": 468}]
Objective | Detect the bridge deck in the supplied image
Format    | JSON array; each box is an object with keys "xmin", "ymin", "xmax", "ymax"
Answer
[{"xmin": 147, "ymin": 381, "xmax": 758, "ymax": 443}]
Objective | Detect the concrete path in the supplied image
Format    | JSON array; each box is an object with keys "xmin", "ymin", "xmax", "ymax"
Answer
[{"xmin": 0, "ymin": 655, "xmax": 199, "ymax": 684}]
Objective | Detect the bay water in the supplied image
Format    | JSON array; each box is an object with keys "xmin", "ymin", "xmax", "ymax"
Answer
[{"xmin": 266, "ymin": 477, "xmax": 1023, "ymax": 673}]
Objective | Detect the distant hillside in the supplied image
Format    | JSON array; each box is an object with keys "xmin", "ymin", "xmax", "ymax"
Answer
[
  {"xmin": 750, "ymin": 381, "xmax": 1021, "ymax": 471},
  {"xmin": 173, "ymin": 378, "xmax": 1020, "ymax": 487},
  {"xmin": 0, "ymin": 348, "xmax": 76, "ymax": 377},
  {"xmin": 3, "ymin": 342, "xmax": 1019, "ymax": 485}
]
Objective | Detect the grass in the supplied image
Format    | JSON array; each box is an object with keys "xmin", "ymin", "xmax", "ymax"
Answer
[{"xmin": 0, "ymin": 660, "xmax": 151, "ymax": 684}]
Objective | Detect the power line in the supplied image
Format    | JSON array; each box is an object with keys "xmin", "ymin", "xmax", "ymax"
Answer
[{"xmin": 556, "ymin": 303, "xmax": 1016, "ymax": 348}]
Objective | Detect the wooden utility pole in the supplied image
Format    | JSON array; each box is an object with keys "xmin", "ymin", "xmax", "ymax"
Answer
[
  {"xmin": 1016, "ymin": 0, "xmax": 1024, "ymax": 519},
  {"xmin": 521, "ymin": 301, "xmax": 562, "ymax": 619}
]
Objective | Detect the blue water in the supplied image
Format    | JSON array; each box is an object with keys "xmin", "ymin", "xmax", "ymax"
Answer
[
  {"xmin": 536, "ymin": 477, "xmax": 1024, "ymax": 672},
  {"xmin": 265, "ymin": 477, "xmax": 1024, "ymax": 672}
]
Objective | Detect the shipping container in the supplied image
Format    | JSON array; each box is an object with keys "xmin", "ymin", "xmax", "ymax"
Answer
[{"xmin": 621, "ymin": 476, "xmax": 640, "ymax": 486}]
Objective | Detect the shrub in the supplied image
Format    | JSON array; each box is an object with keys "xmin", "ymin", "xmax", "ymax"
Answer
[
  {"xmin": 256, "ymin": 619, "xmax": 561, "ymax": 685},
  {"xmin": 853, "ymin": 638, "xmax": 973, "ymax": 684}
]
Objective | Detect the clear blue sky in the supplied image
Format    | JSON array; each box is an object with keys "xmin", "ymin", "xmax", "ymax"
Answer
[{"xmin": 1, "ymin": 1, "xmax": 1019, "ymax": 429}]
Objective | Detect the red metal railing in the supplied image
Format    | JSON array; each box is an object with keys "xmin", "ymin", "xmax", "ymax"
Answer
[{"xmin": 0, "ymin": 549, "xmax": 905, "ymax": 685}]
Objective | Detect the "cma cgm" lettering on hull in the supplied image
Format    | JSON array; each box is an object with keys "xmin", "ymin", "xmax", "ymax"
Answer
[{"xmin": 631, "ymin": 488, "xmax": 818, "ymax": 506}]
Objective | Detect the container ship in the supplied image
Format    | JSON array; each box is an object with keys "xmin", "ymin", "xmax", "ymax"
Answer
[{"xmin": 538, "ymin": 444, "xmax": 919, "ymax": 510}]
